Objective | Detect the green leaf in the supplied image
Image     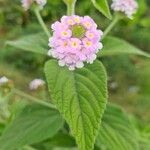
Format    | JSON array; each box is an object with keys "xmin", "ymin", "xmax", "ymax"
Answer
[
  {"xmin": 0, "ymin": 104, "xmax": 63, "ymax": 150},
  {"xmin": 91, "ymin": 0, "xmax": 112, "ymax": 19},
  {"xmin": 140, "ymin": 17, "xmax": 150, "ymax": 27},
  {"xmin": 0, "ymin": 124, "xmax": 5, "ymax": 135},
  {"xmin": 19, "ymin": 146, "xmax": 38, "ymax": 150},
  {"xmin": 138, "ymin": 128, "xmax": 150, "ymax": 150},
  {"xmin": 45, "ymin": 60, "xmax": 108, "ymax": 150},
  {"xmin": 40, "ymin": 131, "xmax": 76, "ymax": 150},
  {"xmin": 52, "ymin": 148, "xmax": 77, "ymax": 150},
  {"xmin": 96, "ymin": 104, "xmax": 139, "ymax": 150},
  {"xmin": 6, "ymin": 33, "xmax": 48, "ymax": 55},
  {"xmin": 48, "ymin": 132, "xmax": 76, "ymax": 148},
  {"xmin": 99, "ymin": 36, "xmax": 150, "ymax": 58}
]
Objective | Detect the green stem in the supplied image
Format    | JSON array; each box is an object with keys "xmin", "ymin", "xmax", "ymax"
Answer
[
  {"xmin": 34, "ymin": 7, "xmax": 50, "ymax": 37},
  {"xmin": 66, "ymin": 0, "xmax": 76, "ymax": 15},
  {"xmin": 102, "ymin": 15, "xmax": 120, "ymax": 39},
  {"xmin": 13, "ymin": 89, "xmax": 56, "ymax": 109}
]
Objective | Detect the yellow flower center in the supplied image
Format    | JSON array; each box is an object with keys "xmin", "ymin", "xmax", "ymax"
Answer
[
  {"xmin": 85, "ymin": 22, "xmax": 91, "ymax": 28},
  {"xmin": 63, "ymin": 41, "xmax": 67, "ymax": 47},
  {"xmin": 68, "ymin": 19, "xmax": 74, "ymax": 25},
  {"xmin": 74, "ymin": 17, "xmax": 80, "ymax": 23},
  {"xmin": 88, "ymin": 33, "xmax": 94, "ymax": 39},
  {"xmin": 61, "ymin": 31, "xmax": 68, "ymax": 37},
  {"xmin": 71, "ymin": 41, "xmax": 78, "ymax": 48},
  {"xmin": 86, "ymin": 41, "xmax": 92, "ymax": 47}
]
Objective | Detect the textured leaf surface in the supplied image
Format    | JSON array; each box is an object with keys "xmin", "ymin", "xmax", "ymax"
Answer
[
  {"xmin": 99, "ymin": 36, "xmax": 150, "ymax": 57},
  {"xmin": 45, "ymin": 60, "xmax": 108, "ymax": 150},
  {"xmin": 41, "ymin": 131, "xmax": 76, "ymax": 150},
  {"xmin": 48, "ymin": 132, "xmax": 76, "ymax": 148},
  {"xmin": 0, "ymin": 104, "xmax": 63, "ymax": 150},
  {"xmin": 91, "ymin": 0, "xmax": 112, "ymax": 19},
  {"xmin": 53, "ymin": 148, "xmax": 77, "ymax": 150},
  {"xmin": 139, "ymin": 129, "xmax": 150, "ymax": 150},
  {"xmin": 96, "ymin": 104, "xmax": 139, "ymax": 150},
  {"xmin": 6, "ymin": 33, "xmax": 48, "ymax": 55}
]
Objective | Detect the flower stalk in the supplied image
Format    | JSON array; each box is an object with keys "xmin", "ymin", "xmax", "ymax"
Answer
[
  {"xmin": 34, "ymin": 7, "xmax": 50, "ymax": 37},
  {"xmin": 63, "ymin": 0, "xmax": 77, "ymax": 15},
  {"xmin": 67, "ymin": 2, "xmax": 75, "ymax": 15},
  {"xmin": 102, "ymin": 14, "xmax": 121, "ymax": 39}
]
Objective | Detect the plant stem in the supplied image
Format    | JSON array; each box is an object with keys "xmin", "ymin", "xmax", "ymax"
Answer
[
  {"xmin": 66, "ymin": 0, "xmax": 76, "ymax": 15},
  {"xmin": 102, "ymin": 15, "xmax": 120, "ymax": 39},
  {"xmin": 34, "ymin": 7, "xmax": 50, "ymax": 37},
  {"xmin": 13, "ymin": 88, "xmax": 56, "ymax": 109}
]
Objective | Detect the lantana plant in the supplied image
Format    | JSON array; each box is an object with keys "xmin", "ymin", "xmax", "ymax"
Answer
[{"xmin": 0, "ymin": 0, "xmax": 150, "ymax": 150}]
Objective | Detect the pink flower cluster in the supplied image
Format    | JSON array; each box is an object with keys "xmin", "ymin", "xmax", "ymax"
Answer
[
  {"xmin": 48, "ymin": 15, "xmax": 103, "ymax": 70},
  {"xmin": 111, "ymin": 0, "xmax": 138, "ymax": 19},
  {"xmin": 21, "ymin": 0, "xmax": 47, "ymax": 10}
]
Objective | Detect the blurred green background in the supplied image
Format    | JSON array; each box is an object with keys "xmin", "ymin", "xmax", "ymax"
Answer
[{"xmin": 0, "ymin": 0, "xmax": 150, "ymax": 134}]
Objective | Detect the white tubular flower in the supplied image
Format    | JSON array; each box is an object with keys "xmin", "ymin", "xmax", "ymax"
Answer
[
  {"xmin": 29, "ymin": 79, "xmax": 45, "ymax": 90},
  {"xmin": 21, "ymin": 0, "xmax": 33, "ymax": 10},
  {"xmin": 111, "ymin": 0, "xmax": 138, "ymax": 19},
  {"xmin": 21, "ymin": 0, "xmax": 47, "ymax": 10},
  {"xmin": 0, "ymin": 76, "xmax": 9, "ymax": 86},
  {"xmin": 35, "ymin": 0, "xmax": 47, "ymax": 7}
]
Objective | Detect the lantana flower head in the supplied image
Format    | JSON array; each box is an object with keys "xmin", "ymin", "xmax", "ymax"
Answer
[
  {"xmin": 29, "ymin": 79, "xmax": 45, "ymax": 90},
  {"xmin": 111, "ymin": 0, "xmax": 138, "ymax": 19},
  {"xmin": 21, "ymin": 0, "xmax": 47, "ymax": 10},
  {"xmin": 48, "ymin": 15, "xmax": 103, "ymax": 70}
]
